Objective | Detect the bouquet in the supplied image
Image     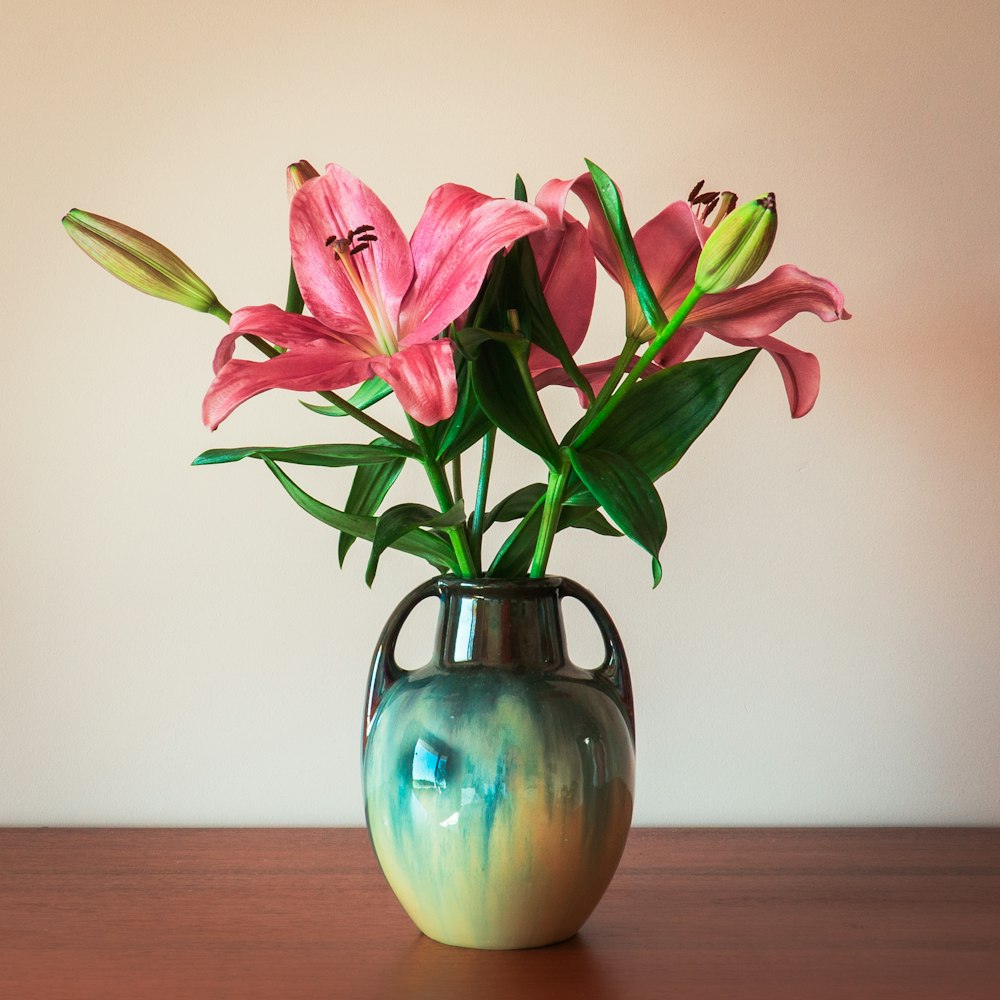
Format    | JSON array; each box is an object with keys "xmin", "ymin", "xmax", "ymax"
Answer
[{"xmin": 63, "ymin": 160, "xmax": 849, "ymax": 587}]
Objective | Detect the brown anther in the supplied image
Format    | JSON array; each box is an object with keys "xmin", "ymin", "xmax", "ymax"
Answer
[
  {"xmin": 688, "ymin": 179, "xmax": 705, "ymax": 202},
  {"xmin": 349, "ymin": 243, "xmax": 370, "ymax": 256}
]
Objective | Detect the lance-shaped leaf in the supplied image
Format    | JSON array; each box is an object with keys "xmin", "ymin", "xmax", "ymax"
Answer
[
  {"xmin": 261, "ymin": 459, "xmax": 458, "ymax": 572},
  {"xmin": 487, "ymin": 495, "xmax": 622, "ymax": 577},
  {"xmin": 569, "ymin": 448, "xmax": 666, "ymax": 587},
  {"xmin": 584, "ymin": 160, "xmax": 668, "ymax": 333},
  {"xmin": 497, "ymin": 233, "xmax": 594, "ymax": 401},
  {"xmin": 338, "ymin": 445, "xmax": 405, "ymax": 567},
  {"xmin": 470, "ymin": 338, "xmax": 561, "ymax": 469},
  {"xmin": 434, "ymin": 360, "xmax": 493, "ymax": 463},
  {"xmin": 571, "ymin": 509, "xmax": 623, "ymax": 538},
  {"xmin": 483, "ymin": 483, "xmax": 546, "ymax": 531},
  {"xmin": 300, "ymin": 377, "xmax": 394, "ymax": 417},
  {"xmin": 193, "ymin": 441, "xmax": 410, "ymax": 468},
  {"xmin": 577, "ymin": 350, "xmax": 759, "ymax": 482},
  {"xmin": 366, "ymin": 502, "xmax": 466, "ymax": 587}
]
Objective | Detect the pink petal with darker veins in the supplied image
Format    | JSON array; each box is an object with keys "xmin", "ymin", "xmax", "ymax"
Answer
[
  {"xmin": 214, "ymin": 304, "xmax": 373, "ymax": 374},
  {"xmin": 290, "ymin": 165, "xmax": 414, "ymax": 343},
  {"xmin": 529, "ymin": 213, "xmax": 596, "ymax": 371},
  {"xmin": 370, "ymin": 340, "xmax": 458, "ymax": 426},
  {"xmin": 203, "ymin": 344, "xmax": 373, "ymax": 430},
  {"xmin": 399, "ymin": 184, "xmax": 546, "ymax": 344}
]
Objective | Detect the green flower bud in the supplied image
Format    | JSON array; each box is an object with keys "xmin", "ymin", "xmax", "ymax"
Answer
[
  {"xmin": 286, "ymin": 159, "xmax": 319, "ymax": 201},
  {"xmin": 62, "ymin": 209, "xmax": 222, "ymax": 313},
  {"xmin": 694, "ymin": 193, "xmax": 777, "ymax": 294}
]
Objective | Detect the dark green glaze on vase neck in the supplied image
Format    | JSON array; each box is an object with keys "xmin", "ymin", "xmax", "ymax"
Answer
[{"xmin": 433, "ymin": 577, "xmax": 568, "ymax": 672}]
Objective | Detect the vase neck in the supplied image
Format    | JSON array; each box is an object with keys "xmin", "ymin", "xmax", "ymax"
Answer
[{"xmin": 433, "ymin": 578, "xmax": 568, "ymax": 671}]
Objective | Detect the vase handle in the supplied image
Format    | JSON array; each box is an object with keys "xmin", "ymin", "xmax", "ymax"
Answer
[
  {"xmin": 363, "ymin": 578, "xmax": 441, "ymax": 751},
  {"xmin": 558, "ymin": 578, "xmax": 635, "ymax": 738}
]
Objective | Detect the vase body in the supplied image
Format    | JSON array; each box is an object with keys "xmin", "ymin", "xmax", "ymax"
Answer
[{"xmin": 362, "ymin": 576, "xmax": 635, "ymax": 950}]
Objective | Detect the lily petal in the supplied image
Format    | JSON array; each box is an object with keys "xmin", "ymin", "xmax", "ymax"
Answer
[
  {"xmin": 204, "ymin": 342, "xmax": 373, "ymax": 431},
  {"xmin": 686, "ymin": 264, "xmax": 851, "ymax": 341},
  {"xmin": 370, "ymin": 340, "xmax": 458, "ymax": 426},
  {"xmin": 213, "ymin": 304, "xmax": 372, "ymax": 374},
  {"xmin": 633, "ymin": 202, "xmax": 705, "ymax": 319},
  {"xmin": 400, "ymin": 185, "xmax": 546, "ymax": 344},
  {"xmin": 290, "ymin": 164, "xmax": 413, "ymax": 343},
  {"xmin": 529, "ymin": 178, "xmax": 596, "ymax": 368}
]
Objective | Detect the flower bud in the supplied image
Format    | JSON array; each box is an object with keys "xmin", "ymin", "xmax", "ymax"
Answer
[
  {"xmin": 694, "ymin": 193, "xmax": 777, "ymax": 294},
  {"xmin": 286, "ymin": 159, "xmax": 319, "ymax": 201},
  {"xmin": 62, "ymin": 209, "xmax": 221, "ymax": 313}
]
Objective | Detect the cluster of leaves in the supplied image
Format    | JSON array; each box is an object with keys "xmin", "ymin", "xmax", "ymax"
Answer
[{"xmin": 194, "ymin": 166, "xmax": 760, "ymax": 586}]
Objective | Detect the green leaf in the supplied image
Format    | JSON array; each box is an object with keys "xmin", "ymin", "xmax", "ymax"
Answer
[
  {"xmin": 487, "ymin": 498, "xmax": 545, "ymax": 577},
  {"xmin": 338, "ymin": 448, "xmax": 405, "ymax": 567},
  {"xmin": 486, "ymin": 495, "xmax": 621, "ymax": 577},
  {"xmin": 569, "ymin": 508, "xmax": 623, "ymax": 538},
  {"xmin": 514, "ymin": 174, "xmax": 528, "ymax": 202},
  {"xmin": 366, "ymin": 502, "xmax": 466, "ymax": 587},
  {"xmin": 471, "ymin": 338, "xmax": 561, "ymax": 469},
  {"xmin": 299, "ymin": 377, "xmax": 393, "ymax": 416},
  {"xmin": 578, "ymin": 350, "xmax": 759, "ymax": 482},
  {"xmin": 569, "ymin": 448, "xmax": 666, "ymax": 587},
  {"xmin": 260, "ymin": 459, "xmax": 458, "ymax": 573},
  {"xmin": 434, "ymin": 360, "xmax": 494, "ymax": 463},
  {"xmin": 482, "ymin": 483, "xmax": 546, "ymax": 531},
  {"xmin": 285, "ymin": 261, "xmax": 305, "ymax": 314},
  {"xmin": 504, "ymin": 238, "xmax": 595, "ymax": 402},
  {"xmin": 193, "ymin": 440, "xmax": 409, "ymax": 468},
  {"xmin": 459, "ymin": 234, "xmax": 594, "ymax": 403},
  {"xmin": 585, "ymin": 159, "xmax": 669, "ymax": 332}
]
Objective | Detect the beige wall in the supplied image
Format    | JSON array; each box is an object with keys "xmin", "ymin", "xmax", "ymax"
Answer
[{"xmin": 2, "ymin": 0, "xmax": 998, "ymax": 824}]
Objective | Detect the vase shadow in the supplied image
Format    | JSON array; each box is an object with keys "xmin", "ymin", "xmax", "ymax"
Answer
[{"xmin": 373, "ymin": 930, "xmax": 617, "ymax": 1000}]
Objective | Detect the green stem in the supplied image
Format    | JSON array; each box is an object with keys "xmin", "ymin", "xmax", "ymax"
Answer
[
  {"xmin": 529, "ymin": 449, "xmax": 571, "ymax": 578},
  {"xmin": 587, "ymin": 335, "xmax": 643, "ymax": 416},
  {"xmin": 573, "ymin": 286, "xmax": 704, "ymax": 450},
  {"xmin": 207, "ymin": 302, "xmax": 232, "ymax": 323},
  {"xmin": 409, "ymin": 420, "xmax": 477, "ymax": 578},
  {"xmin": 451, "ymin": 456, "xmax": 463, "ymax": 502},
  {"xmin": 470, "ymin": 429, "xmax": 495, "ymax": 563},
  {"xmin": 310, "ymin": 390, "xmax": 417, "ymax": 454}
]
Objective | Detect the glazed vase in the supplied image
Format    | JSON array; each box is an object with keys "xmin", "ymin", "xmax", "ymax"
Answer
[{"xmin": 362, "ymin": 576, "xmax": 635, "ymax": 950}]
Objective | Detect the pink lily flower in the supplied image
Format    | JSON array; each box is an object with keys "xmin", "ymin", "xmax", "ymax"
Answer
[
  {"xmin": 203, "ymin": 165, "xmax": 547, "ymax": 429},
  {"xmin": 539, "ymin": 177, "xmax": 850, "ymax": 417}
]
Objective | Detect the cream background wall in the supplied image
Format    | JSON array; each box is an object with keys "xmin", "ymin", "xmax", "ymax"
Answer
[{"xmin": 2, "ymin": 0, "xmax": 998, "ymax": 825}]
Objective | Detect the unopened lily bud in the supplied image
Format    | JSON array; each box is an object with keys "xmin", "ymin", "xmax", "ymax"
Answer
[
  {"xmin": 286, "ymin": 160, "xmax": 319, "ymax": 201},
  {"xmin": 62, "ymin": 209, "xmax": 222, "ymax": 313},
  {"xmin": 695, "ymin": 193, "xmax": 777, "ymax": 294}
]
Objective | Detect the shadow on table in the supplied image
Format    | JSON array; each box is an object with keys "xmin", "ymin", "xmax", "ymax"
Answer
[{"xmin": 373, "ymin": 931, "xmax": 617, "ymax": 1000}]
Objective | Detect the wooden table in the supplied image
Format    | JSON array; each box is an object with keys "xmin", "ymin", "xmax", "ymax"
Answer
[{"xmin": 1, "ymin": 828, "xmax": 997, "ymax": 999}]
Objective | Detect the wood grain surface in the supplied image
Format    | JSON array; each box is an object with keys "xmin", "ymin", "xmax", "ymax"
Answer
[{"xmin": 1, "ymin": 827, "xmax": 998, "ymax": 999}]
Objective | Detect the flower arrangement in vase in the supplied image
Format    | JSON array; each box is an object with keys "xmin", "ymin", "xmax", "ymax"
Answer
[{"xmin": 64, "ymin": 158, "xmax": 848, "ymax": 948}]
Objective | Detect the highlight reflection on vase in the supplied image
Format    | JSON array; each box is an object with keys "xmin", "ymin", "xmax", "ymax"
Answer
[{"xmin": 363, "ymin": 576, "xmax": 635, "ymax": 950}]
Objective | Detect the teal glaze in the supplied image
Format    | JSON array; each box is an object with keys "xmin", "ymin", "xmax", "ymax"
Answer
[{"xmin": 362, "ymin": 577, "xmax": 635, "ymax": 950}]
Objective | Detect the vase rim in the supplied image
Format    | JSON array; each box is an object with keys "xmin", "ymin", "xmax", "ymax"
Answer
[{"xmin": 432, "ymin": 575, "xmax": 565, "ymax": 597}]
